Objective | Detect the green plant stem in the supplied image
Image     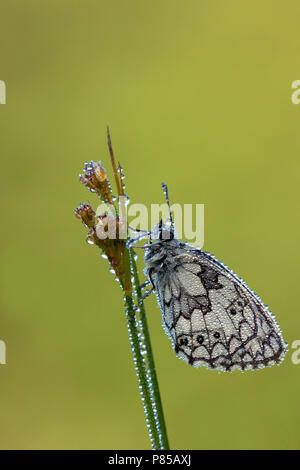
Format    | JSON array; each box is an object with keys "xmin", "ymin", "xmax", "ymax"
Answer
[
  {"xmin": 128, "ymin": 248, "xmax": 170, "ymax": 450},
  {"xmin": 76, "ymin": 136, "xmax": 170, "ymax": 449},
  {"xmin": 124, "ymin": 292, "xmax": 161, "ymax": 448}
]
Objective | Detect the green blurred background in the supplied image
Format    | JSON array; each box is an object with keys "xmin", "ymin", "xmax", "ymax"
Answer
[{"xmin": 1, "ymin": 0, "xmax": 300, "ymax": 450}]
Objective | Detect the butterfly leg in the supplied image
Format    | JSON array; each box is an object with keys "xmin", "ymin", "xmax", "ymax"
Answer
[
  {"xmin": 131, "ymin": 287, "xmax": 155, "ymax": 318},
  {"xmin": 139, "ymin": 280, "xmax": 151, "ymax": 290}
]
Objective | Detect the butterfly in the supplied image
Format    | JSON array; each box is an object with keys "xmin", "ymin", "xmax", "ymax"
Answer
[{"xmin": 130, "ymin": 184, "xmax": 287, "ymax": 372}]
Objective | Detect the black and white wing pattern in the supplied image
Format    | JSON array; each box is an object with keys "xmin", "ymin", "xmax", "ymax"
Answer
[{"xmin": 153, "ymin": 245, "xmax": 287, "ymax": 372}]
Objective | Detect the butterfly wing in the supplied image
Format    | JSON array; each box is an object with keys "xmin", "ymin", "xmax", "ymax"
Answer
[{"xmin": 155, "ymin": 246, "xmax": 287, "ymax": 372}]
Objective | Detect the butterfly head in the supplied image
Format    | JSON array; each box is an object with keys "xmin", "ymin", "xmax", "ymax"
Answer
[
  {"xmin": 151, "ymin": 219, "xmax": 175, "ymax": 242},
  {"xmin": 127, "ymin": 182, "xmax": 176, "ymax": 248},
  {"xmin": 150, "ymin": 182, "xmax": 175, "ymax": 243}
]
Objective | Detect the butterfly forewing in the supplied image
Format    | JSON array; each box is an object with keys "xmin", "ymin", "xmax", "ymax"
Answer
[{"xmin": 145, "ymin": 240, "xmax": 287, "ymax": 372}]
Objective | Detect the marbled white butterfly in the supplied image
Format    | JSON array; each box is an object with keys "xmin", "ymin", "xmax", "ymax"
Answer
[{"xmin": 131, "ymin": 184, "xmax": 287, "ymax": 372}]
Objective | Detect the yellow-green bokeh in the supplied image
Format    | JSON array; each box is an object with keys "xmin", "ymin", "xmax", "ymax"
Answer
[{"xmin": 1, "ymin": 0, "xmax": 300, "ymax": 449}]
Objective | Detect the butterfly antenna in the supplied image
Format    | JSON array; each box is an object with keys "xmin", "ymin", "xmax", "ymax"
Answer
[
  {"xmin": 162, "ymin": 182, "xmax": 174, "ymax": 231},
  {"xmin": 128, "ymin": 225, "xmax": 152, "ymax": 244}
]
